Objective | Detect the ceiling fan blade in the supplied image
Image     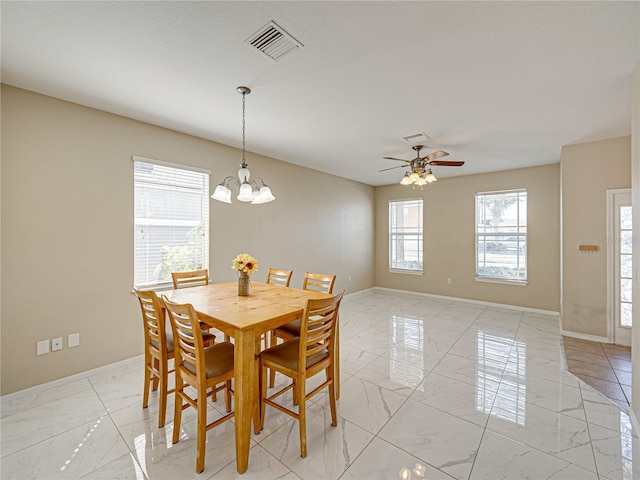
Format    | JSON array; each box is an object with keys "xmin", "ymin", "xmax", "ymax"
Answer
[
  {"xmin": 383, "ymin": 156, "xmax": 410, "ymax": 162},
  {"xmin": 378, "ymin": 165, "xmax": 407, "ymax": 172},
  {"xmin": 428, "ymin": 160, "xmax": 465, "ymax": 167},
  {"xmin": 422, "ymin": 150, "xmax": 449, "ymax": 161}
]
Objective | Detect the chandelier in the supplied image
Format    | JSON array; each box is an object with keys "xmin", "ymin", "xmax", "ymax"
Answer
[{"xmin": 211, "ymin": 86, "xmax": 275, "ymax": 204}]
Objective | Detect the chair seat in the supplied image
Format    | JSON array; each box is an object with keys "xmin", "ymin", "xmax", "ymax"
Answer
[
  {"xmin": 274, "ymin": 319, "xmax": 301, "ymax": 337},
  {"xmin": 260, "ymin": 338, "xmax": 328, "ymax": 372},
  {"xmin": 183, "ymin": 341, "xmax": 234, "ymax": 379},
  {"xmin": 151, "ymin": 330, "xmax": 216, "ymax": 353},
  {"xmin": 274, "ymin": 319, "xmax": 323, "ymax": 338}
]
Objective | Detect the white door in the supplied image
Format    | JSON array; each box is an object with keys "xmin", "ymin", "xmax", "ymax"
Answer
[{"xmin": 608, "ymin": 189, "xmax": 632, "ymax": 346}]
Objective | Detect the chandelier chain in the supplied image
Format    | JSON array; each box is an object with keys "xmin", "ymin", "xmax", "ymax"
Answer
[{"xmin": 241, "ymin": 91, "xmax": 246, "ymax": 167}]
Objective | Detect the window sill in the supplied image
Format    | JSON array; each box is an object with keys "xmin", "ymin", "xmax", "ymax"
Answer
[
  {"xmin": 389, "ymin": 269, "xmax": 424, "ymax": 276},
  {"xmin": 475, "ymin": 276, "xmax": 528, "ymax": 286}
]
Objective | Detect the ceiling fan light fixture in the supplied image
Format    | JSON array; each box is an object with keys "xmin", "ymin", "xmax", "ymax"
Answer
[
  {"xmin": 382, "ymin": 145, "xmax": 462, "ymax": 186},
  {"xmin": 400, "ymin": 172, "xmax": 413, "ymax": 185},
  {"xmin": 415, "ymin": 176, "xmax": 428, "ymax": 186}
]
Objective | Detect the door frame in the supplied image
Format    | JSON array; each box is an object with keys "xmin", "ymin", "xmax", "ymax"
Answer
[{"xmin": 607, "ymin": 188, "xmax": 632, "ymax": 345}]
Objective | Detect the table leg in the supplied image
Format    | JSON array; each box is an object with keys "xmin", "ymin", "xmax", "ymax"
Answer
[{"xmin": 233, "ymin": 330, "xmax": 257, "ymax": 473}]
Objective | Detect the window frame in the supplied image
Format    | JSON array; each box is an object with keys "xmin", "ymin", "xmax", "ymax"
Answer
[
  {"xmin": 133, "ymin": 155, "xmax": 210, "ymax": 290},
  {"xmin": 475, "ymin": 188, "xmax": 528, "ymax": 285},
  {"xmin": 388, "ymin": 198, "xmax": 424, "ymax": 275}
]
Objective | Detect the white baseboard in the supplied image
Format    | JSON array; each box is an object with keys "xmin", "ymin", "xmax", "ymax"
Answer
[
  {"xmin": 560, "ymin": 330, "xmax": 610, "ymax": 343},
  {"xmin": 1, "ymin": 355, "xmax": 143, "ymax": 403},
  {"xmin": 343, "ymin": 287, "xmax": 376, "ymax": 301},
  {"xmin": 372, "ymin": 286, "xmax": 560, "ymax": 316}
]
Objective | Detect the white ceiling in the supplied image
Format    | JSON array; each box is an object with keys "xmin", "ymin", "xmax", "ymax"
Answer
[{"xmin": 2, "ymin": 1, "xmax": 638, "ymax": 186}]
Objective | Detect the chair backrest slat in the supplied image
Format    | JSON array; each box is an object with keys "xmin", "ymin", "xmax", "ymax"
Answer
[
  {"xmin": 172, "ymin": 269, "xmax": 209, "ymax": 289},
  {"xmin": 302, "ymin": 272, "xmax": 336, "ymax": 294},
  {"xmin": 266, "ymin": 268, "xmax": 293, "ymax": 287}
]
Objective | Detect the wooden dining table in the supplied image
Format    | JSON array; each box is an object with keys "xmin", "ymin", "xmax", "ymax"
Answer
[{"xmin": 162, "ymin": 281, "xmax": 333, "ymax": 474}]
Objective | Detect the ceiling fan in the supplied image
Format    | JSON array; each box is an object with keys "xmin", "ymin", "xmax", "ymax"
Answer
[{"xmin": 380, "ymin": 145, "xmax": 464, "ymax": 186}]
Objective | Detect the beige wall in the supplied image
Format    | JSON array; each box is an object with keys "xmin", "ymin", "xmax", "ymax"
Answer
[
  {"xmin": 375, "ymin": 164, "xmax": 561, "ymax": 311},
  {"xmin": 0, "ymin": 85, "xmax": 374, "ymax": 395},
  {"xmin": 561, "ymin": 136, "xmax": 631, "ymax": 338}
]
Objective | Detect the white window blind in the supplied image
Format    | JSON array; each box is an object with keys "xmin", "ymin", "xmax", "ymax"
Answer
[
  {"xmin": 476, "ymin": 189, "xmax": 527, "ymax": 283},
  {"xmin": 389, "ymin": 199, "xmax": 423, "ymax": 273},
  {"xmin": 133, "ymin": 157, "xmax": 209, "ymax": 288}
]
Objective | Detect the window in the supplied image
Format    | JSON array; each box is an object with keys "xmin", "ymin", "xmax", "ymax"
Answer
[
  {"xmin": 389, "ymin": 199, "xmax": 423, "ymax": 273},
  {"xmin": 134, "ymin": 156, "xmax": 210, "ymax": 288},
  {"xmin": 476, "ymin": 189, "xmax": 527, "ymax": 283}
]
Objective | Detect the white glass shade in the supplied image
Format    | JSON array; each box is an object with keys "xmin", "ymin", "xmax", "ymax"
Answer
[
  {"xmin": 259, "ymin": 186, "xmax": 275, "ymax": 203},
  {"xmin": 415, "ymin": 176, "xmax": 428, "ymax": 186},
  {"xmin": 211, "ymin": 184, "xmax": 232, "ymax": 203},
  {"xmin": 409, "ymin": 171, "xmax": 420, "ymax": 182},
  {"xmin": 237, "ymin": 182, "xmax": 254, "ymax": 202},
  {"xmin": 250, "ymin": 189, "xmax": 263, "ymax": 204},
  {"xmin": 251, "ymin": 186, "xmax": 276, "ymax": 204},
  {"xmin": 425, "ymin": 169, "xmax": 437, "ymax": 183},
  {"xmin": 400, "ymin": 172, "xmax": 413, "ymax": 185}
]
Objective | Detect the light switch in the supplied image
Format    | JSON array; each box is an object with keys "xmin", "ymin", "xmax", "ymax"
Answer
[
  {"xmin": 37, "ymin": 340, "xmax": 50, "ymax": 355},
  {"xmin": 68, "ymin": 333, "xmax": 80, "ymax": 348}
]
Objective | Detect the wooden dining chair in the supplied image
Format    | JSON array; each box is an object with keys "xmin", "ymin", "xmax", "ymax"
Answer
[
  {"xmin": 258, "ymin": 291, "xmax": 344, "ymax": 458},
  {"xmin": 162, "ymin": 296, "xmax": 235, "ymax": 474},
  {"xmin": 265, "ymin": 268, "xmax": 293, "ymax": 287},
  {"xmin": 133, "ymin": 286, "xmax": 216, "ymax": 428},
  {"xmin": 269, "ymin": 272, "xmax": 336, "ymax": 388},
  {"xmin": 171, "ymin": 268, "xmax": 229, "ymax": 341},
  {"xmin": 264, "ymin": 268, "xmax": 294, "ymax": 350}
]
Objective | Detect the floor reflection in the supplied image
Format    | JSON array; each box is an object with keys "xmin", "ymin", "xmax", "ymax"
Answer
[
  {"xmin": 399, "ymin": 461, "xmax": 427, "ymax": 479},
  {"xmin": 389, "ymin": 314, "xmax": 426, "ymax": 388},
  {"xmin": 479, "ymin": 331, "xmax": 526, "ymax": 425}
]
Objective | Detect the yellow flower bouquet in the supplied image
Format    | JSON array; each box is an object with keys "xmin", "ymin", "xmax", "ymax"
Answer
[
  {"xmin": 232, "ymin": 253, "xmax": 258, "ymax": 296},
  {"xmin": 231, "ymin": 253, "xmax": 259, "ymax": 275}
]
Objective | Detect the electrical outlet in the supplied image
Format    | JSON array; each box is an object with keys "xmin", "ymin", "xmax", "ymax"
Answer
[
  {"xmin": 348, "ymin": 275, "xmax": 352, "ymax": 282},
  {"xmin": 37, "ymin": 340, "xmax": 50, "ymax": 355},
  {"xmin": 52, "ymin": 337, "xmax": 63, "ymax": 351},
  {"xmin": 447, "ymin": 278, "xmax": 452, "ymax": 284},
  {"xmin": 68, "ymin": 333, "xmax": 80, "ymax": 348}
]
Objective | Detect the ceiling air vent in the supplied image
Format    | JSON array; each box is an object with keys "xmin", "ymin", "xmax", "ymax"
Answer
[
  {"xmin": 245, "ymin": 21, "xmax": 303, "ymax": 62},
  {"xmin": 403, "ymin": 132, "xmax": 431, "ymax": 144}
]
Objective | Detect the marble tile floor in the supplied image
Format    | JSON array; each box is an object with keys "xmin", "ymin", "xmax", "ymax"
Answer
[
  {"xmin": 2, "ymin": 290, "xmax": 640, "ymax": 479},
  {"xmin": 562, "ymin": 336, "xmax": 632, "ymax": 411}
]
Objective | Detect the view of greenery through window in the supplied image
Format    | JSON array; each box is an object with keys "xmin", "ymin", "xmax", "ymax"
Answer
[
  {"xmin": 389, "ymin": 199, "xmax": 423, "ymax": 272},
  {"xmin": 476, "ymin": 190, "xmax": 527, "ymax": 281},
  {"xmin": 133, "ymin": 159, "xmax": 209, "ymax": 288}
]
